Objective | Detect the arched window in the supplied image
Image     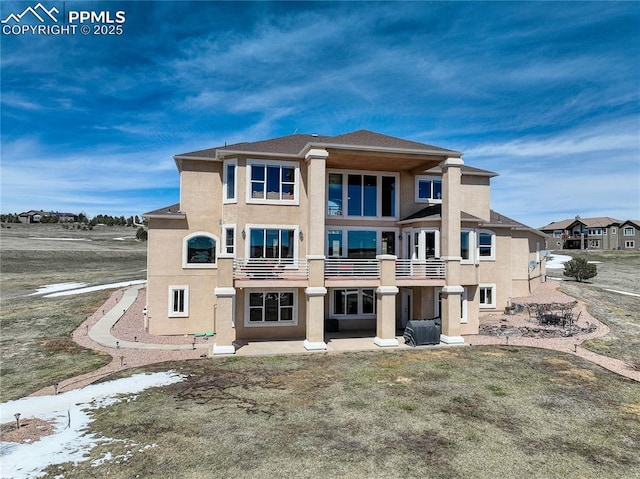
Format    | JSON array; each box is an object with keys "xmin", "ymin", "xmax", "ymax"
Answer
[{"xmin": 183, "ymin": 232, "xmax": 218, "ymax": 268}]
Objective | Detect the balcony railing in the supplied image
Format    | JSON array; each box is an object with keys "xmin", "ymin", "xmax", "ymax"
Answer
[
  {"xmin": 395, "ymin": 259, "xmax": 446, "ymax": 279},
  {"xmin": 233, "ymin": 257, "xmax": 446, "ymax": 281},
  {"xmin": 325, "ymin": 259, "xmax": 380, "ymax": 278},
  {"xmin": 233, "ymin": 258, "xmax": 309, "ymax": 280}
]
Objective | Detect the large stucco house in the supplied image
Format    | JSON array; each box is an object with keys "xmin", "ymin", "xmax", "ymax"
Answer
[
  {"xmin": 144, "ymin": 130, "xmax": 546, "ymax": 354},
  {"xmin": 539, "ymin": 216, "xmax": 640, "ymax": 250}
]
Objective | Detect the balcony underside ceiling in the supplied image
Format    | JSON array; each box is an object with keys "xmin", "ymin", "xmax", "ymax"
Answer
[{"xmin": 325, "ymin": 149, "xmax": 444, "ymax": 172}]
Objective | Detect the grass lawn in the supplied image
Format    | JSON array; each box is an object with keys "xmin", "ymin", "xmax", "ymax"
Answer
[
  {"xmin": 47, "ymin": 349, "xmax": 640, "ymax": 479},
  {"xmin": 2, "ymin": 226, "xmax": 639, "ymax": 478},
  {"xmin": 0, "ymin": 223, "xmax": 147, "ymax": 401},
  {"xmin": 547, "ymin": 250, "xmax": 640, "ymax": 368}
]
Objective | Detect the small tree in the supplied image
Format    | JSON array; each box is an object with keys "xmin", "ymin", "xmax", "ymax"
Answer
[
  {"xmin": 136, "ymin": 226, "xmax": 148, "ymax": 241},
  {"xmin": 563, "ymin": 257, "xmax": 597, "ymax": 282}
]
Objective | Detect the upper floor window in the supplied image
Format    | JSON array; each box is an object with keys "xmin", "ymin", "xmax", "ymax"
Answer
[
  {"xmin": 326, "ymin": 170, "xmax": 397, "ymax": 219},
  {"xmin": 478, "ymin": 229, "xmax": 496, "ymax": 260},
  {"xmin": 623, "ymin": 226, "xmax": 635, "ymax": 236},
  {"xmin": 415, "ymin": 176, "xmax": 442, "ymax": 203},
  {"xmin": 247, "ymin": 159, "xmax": 299, "ymax": 204},
  {"xmin": 183, "ymin": 232, "xmax": 218, "ymax": 268},
  {"xmin": 223, "ymin": 159, "xmax": 237, "ymax": 203},
  {"xmin": 327, "ymin": 228, "xmax": 397, "ymax": 258},
  {"xmin": 588, "ymin": 228, "xmax": 602, "ymax": 235},
  {"xmin": 248, "ymin": 226, "xmax": 296, "ymax": 259},
  {"xmin": 222, "ymin": 225, "xmax": 235, "ymax": 255},
  {"xmin": 461, "ymin": 230, "xmax": 473, "ymax": 262},
  {"xmin": 612, "ymin": 227, "xmax": 617, "ymax": 234}
]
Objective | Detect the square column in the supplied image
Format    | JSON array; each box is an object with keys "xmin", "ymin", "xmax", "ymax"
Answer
[
  {"xmin": 213, "ymin": 254, "xmax": 236, "ymax": 354},
  {"xmin": 304, "ymin": 255, "xmax": 327, "ymax": 350},
  {"xmin": 440, "ymin": 158, "xmax": 465, "ymax": 345},
  {"xmin": 439, "ymin": 285, "xmax": 465, "ymax": 344},
  {"xmin": 374, "ymin": 255, "xmax": 399, "ymax": 347}
]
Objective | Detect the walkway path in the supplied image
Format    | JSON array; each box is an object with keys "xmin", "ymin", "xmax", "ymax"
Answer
[{"xmin": 32, "ymin": 281, "xmax": 638, "ymax": 397}]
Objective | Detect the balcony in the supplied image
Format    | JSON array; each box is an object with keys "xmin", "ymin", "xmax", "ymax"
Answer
[
  {"xmin": 325, "ymin": 259, "xmax": 380, "ymax": 278},
  {"xmin": 395, "ymin": 259, "xmax": 446, "ymax": 279},
  {"xmin": 233, "ymin": 258, "xmax": 309, "ymax": 281},
  {"xmin": 232, "ymin": 257, "xmax": 446, "ymax": 286}
]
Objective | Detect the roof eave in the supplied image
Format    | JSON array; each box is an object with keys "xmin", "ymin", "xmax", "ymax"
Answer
[
  {"xmin": 303, "ymin": 142, "xmax": 463, "ymax": 158},
  {"xmin": 144, "ymin": 213, "xmax": 187, "ymax": 220}
]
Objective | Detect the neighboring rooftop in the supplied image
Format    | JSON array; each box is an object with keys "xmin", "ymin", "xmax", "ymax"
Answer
[{"xmin": 540, "ymin": 216, "xmax": 623, "ymax": 230}]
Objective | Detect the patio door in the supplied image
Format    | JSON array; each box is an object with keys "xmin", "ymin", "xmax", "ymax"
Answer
[
  {"xmin": 401, "ymin": 288, "xmax": 413, "ymax": 328},
  {"xmin": 403, "ymin": 229, "xmax": 439, "ymax": 259}
]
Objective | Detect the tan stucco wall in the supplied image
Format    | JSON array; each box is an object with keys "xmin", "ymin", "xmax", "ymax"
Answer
[{"xmin": 460, "ymin": 175, "xmax": 491, "ymax": 220}]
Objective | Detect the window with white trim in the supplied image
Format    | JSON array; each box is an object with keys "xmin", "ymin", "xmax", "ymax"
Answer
[
  {"xmin": 589, "ymin": 240, "xmax": 600, "ymax": 248},
  {"xmin": 331, "ymin": 288, "xmax": 376, "ymax": 318},
  {"xmin": 223, "ymin": 159, "xmax": 237, "ymax": 203},
  {"xmin": 553, "ymin": 231, "xmax": 562, "ymax": 238},
  {"xmin": 435, "ymin": 287, "xmax": 468, "ymax": 323},
  {"xmin": 461, "ymin": 288, "xmax": 468, "ymax": 323},
  {"xmin": 246, "ymin": 290, "xmax": 297, "ymax": 326},
  {"xmin": 222, "ymin": 225, "xmax": 235, "ymax": 255},
  {"xmin": 183, "ymin": 232, "xmax": 219, "ymax": 268},
  {"xmin": 625, "ymin": 240, "xmax": 635, "ymax": 248},
  {"xmin": 588, "ymin": 228, "xmax": 602, "ymax": 235},
  {"xmin": 326, "ymin": 227, "xmax": 398, "ymax": 258},
  {"xmin": 623, "ymin": 227, "xmax": 635, "ymax": 236},
  {"xmin": 248, "ymin": 226, "xmax": 296, "ymax": 259},
  {"xmin": 479, "ymin": 284, "xmax": 496, "ymax": 309},
  {"xmin": 168, "ymin": 286, "xmax": 188, "ymax": 317},
  {"xmin": 415, "ymin": 176, "xmax": 442, "ymax": 202},
  {"xmin": 612, "ymin": 227, "xmax": 617, "ymax": 234},
  {"xmin": 460, "ymin": 230, "xmax": 474, "ymax": 263},
  {"xmin": 478, "ymin": 229, "xmax": 496, "ymax": 260},
  {"xmin": 326, "ymin": 170, "xmax": 397, "ymax": 219},
  {"xmin": 247, "ymin": 160, "xmax": 298, "ymax": 204}
]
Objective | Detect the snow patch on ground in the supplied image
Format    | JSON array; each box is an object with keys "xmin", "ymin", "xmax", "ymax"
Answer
[
  {"xmin": 546, "ymin": 254, "xmax": 573, "ymax": 269},
  {"xmin": 0, "ymin": 372, "xmax": 185, "ymax": 479},
  {"xmin": 29, "ymin": 237, "xmax": 91, "ymax": 242},
  {"xmin": 33, "ymin": 280, "xmax": 146, "ymax": 298},
  {"xmin": 31, "ymin": 283, "xmax": 88, "ymax": 296}
]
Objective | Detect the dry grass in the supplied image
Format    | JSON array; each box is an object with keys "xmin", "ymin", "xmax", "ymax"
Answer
[
  {"xmin": 46, "ymin": 349, "xmax": 640, "ymax": 479},
  {"xmin": 0, "ymin": 223, "xmax": 146, "ymax": 401},
  {"xmin": 3, "ymin": 227, "xmax": 640, "ymax": 478},
  {"xmin": 547, "ymin": 250, "xmax": 640, "ymax": 368}
]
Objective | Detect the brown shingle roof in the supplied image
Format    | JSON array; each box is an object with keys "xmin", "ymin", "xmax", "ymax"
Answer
[
  {"xmin": 540, "ymin": 216, "xmax": 622, "ymax": 230},
  {"xmin": 176, "ymin": 129, "xmax": 460, "ymax": 159},
  {"xmin": 143, "ymin": 203, "xmax": 183, "ymax": 218}
]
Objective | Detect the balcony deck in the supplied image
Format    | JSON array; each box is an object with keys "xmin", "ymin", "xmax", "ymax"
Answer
[{"xmin": 232, "ymin": 257, "xmax": 447, "ymax": 287}]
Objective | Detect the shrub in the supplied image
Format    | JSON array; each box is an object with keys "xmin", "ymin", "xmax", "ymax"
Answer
[
  {"xmin": 563, "ymin": 257, "xmax": 597, "ymax": 282},
  {"xmin": 136, "ymin": 227, "xmax": 148, "ymax": 241}
]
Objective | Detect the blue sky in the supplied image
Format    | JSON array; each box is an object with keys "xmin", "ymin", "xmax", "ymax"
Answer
[{"xmin": 1, "ymin": 1, "xmax": 639, "ymax": 227}]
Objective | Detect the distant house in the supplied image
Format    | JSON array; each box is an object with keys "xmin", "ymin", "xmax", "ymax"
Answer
[
  {"xmin": 538, "ymin": 216, "xmax": 638, "ymax": 250},
  {"xmin": 619, "ymin": 220, "xmax": 640, "ymax": 250},
  {"xmin": 18, "ymin": 210, "xmax": 78, "ymax": 224},
  {"xmin": 143, "ymin": 129, "xmax": 546, "ymax": 354}
]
